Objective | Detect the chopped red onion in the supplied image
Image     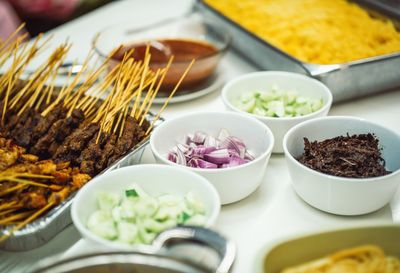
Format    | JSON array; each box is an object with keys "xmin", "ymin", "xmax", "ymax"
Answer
[
  {"xmin": 218, "ymin": 129, "xmax": 230, "ymax": 142},
  {"xmin": 167, "ymin": 152, "xmax": 177, "ymax": 163},
  {"xmin": 177, "ymin": 143, "xmax": 190, "ymax": 153},
  {"xmin": 185, "ymin": 134, "xmax": 194, "ymax": 145},
  {"xmin": 192, "ymin": 146, "xmax": 217, "ymax": 157},
  {"xmin": 193, "ymin": 131, "xmax": 207, "ymax": 145},
  {"xmin": 203, "ymin": 149, "xmax": 231, "ymax": 165},
  {"xmin": 204, "ymin": 135, "xmax": 218, "ymax": 148},
  {"xmin": 167, "ymin": 129, "xmax": 255, "ymax": 169},
  {"xmin": 175, "ymin": 148, "xmax": 187, "ymax": 165},
  {"xmin": 189, "ymin": 158, "xmax": 218, "ymax": 169},
  {"xmin": 220, "ymin": 136, "xmax": 246, "ymax": 158},
  {"xmin": 226, "ymin": 156, "xmax": 246, "ymax": 167},
  {"xmin": 244, "ymin": 151, "xmax": 255, "ymax": 161}
]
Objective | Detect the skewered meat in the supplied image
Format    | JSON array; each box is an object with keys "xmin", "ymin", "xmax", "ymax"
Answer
[
  {"xmin": 6, "ymin": 160, "xmax": 57, "ymax": 175},
  {"xmin": 53, "ymin": 122, "xmax": 99, "ymax": 163},
  {"xmin": 21, "ymin": 190, "xmax": 48, "ymax": 209},
  {"xmin": 8, "ymin": 108, "xmax": 35, "ymax": 139},
  {"xmin": 97, "ymin": 134, "xmax": 117, "ymax": 173},
  {"xmin": 31, "ymin": 109, "xmax": 84, "ymax": 157},
  {"xmin": 13, "ymin": 110, "xmax": 43, "ymax": 147},
  {"xmin": 79, "ymin": 133, "xmax": 108, "ymax": 175},
  {"xmin": 108, "ymin": 117, "xmax": 146, "ymax": 165},
  {"xmin": 0, "ymin": 139, "xmax": 25, "ymax": 171},
  {"xmin": 31, "ymin": 105, "xmax": 65, "ymax": 143}
]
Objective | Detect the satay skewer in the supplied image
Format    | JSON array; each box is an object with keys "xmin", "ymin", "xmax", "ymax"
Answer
[
  {"xmin": 140, "ymin": 57, "xmax": 173, "ymax": 126},
  {"xmin": 0, "ymin": 202, "xmax": 54, "ymax": 243},
  {"xmin": 0, "ymin": 211, "xmax": 33, "ymax": 225},
  {"xmin": 0, "ymin": 23, "xmax": 26, "ymax": 57},
  {"xmin": 131, "ymin": 46, "xmax": 151, "ymax": 118},
  {"xmin": 146, "ymin": 59, "xmax": 195, "ymax": 135},
  {"xmin": 0, "ymin": 179, "xmax": 62, "ymax": 191},
  {"xmin": 21, "ymin": 45, "xmax": 71, "ymax": 113},
  {"xmin": 0, "ymin": 201, "xmax": 18, "ymax": 211},
  {"xmin": 0, "ymin": 184, "xmax": 26, "ymax": 197},
  {"xmin": 0, "ymin": 209, "xmax": 20, "ymax": 218},
  {"xmin": 136, "ymin": 69, "xmax": 160, "ymax": 120}
]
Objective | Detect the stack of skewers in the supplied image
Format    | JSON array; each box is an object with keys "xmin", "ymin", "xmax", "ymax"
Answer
[{"xmin": 0, "ymin": 26, "xmax": 193, "ymax": 242}]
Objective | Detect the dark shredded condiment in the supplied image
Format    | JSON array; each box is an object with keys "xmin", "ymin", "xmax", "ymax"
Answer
[{"xmin": 297, "ymin": 133, "xmax": 391, "ymax": 178}]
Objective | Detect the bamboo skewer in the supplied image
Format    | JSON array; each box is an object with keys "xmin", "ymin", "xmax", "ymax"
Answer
[
  {"xmin": 0, "ymin": 23, "xmax": 26, "ymax": 56},
  {"xmin": 146, "ymin": 59, "xmax": 195, "ymax": 135},
  {"xmin": 0, "ymin": 209, "xmax": 19, "ymax": 218},
  {"xmin": 0, "ymin": 177, "xmax": 57, "ymax": 189},
  {"xmin": 0, "ymin": 211, "xmax": 33, "ymax": 225},
  {"xmin": 0, "ymin": 184, "xmax": 26, "ymax": 197},
  {"xmin": 140, "ymin": 58, "xmax": 173, "ymax": 126},
  {"xmin": 0, "ymin": 202, "xmax": 54, "ymax": 243},
  {"xmin": 0, "ymin": 201, "xmax": 18, "ymax": 211},
  {"xmin": 132, "ymin": 46, "xmax": 151, "ymax": 118}
]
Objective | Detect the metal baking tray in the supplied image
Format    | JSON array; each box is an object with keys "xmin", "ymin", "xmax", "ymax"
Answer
[
  {"xmin": 195, "ymin": 0, "xmax": 400, "ymax": 102},
  {"xmin": 0, "ymin": 112, "xmax": 163, "ymax": 251}
]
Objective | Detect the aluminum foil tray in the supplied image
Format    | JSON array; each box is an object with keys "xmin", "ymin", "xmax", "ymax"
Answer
[{"xmin": 0, "ymin": 112, "xmax": 163, "ymax": 251}]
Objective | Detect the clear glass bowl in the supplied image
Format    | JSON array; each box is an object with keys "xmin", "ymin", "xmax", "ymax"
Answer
[{"xmin": 94, "ymin": 13, "xmax": 231, "ymax": 93}]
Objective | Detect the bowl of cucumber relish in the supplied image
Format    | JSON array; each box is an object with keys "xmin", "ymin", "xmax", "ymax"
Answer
[
  {"xmin": 221, "ymin": 71, "xmax": 332, "ymax": 153},
  {"xmin": 71, "ymin": 164, "xmax": 220, "ymax": 250}
]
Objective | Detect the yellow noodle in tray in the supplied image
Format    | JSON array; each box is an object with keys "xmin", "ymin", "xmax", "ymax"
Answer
[
  {"xmin": 204, "ymin": 0, "xmax": 400, "ymax": 64},
  {"xmin": 280, "ymin": 245, "xmax": 400, "ymax": 273}
]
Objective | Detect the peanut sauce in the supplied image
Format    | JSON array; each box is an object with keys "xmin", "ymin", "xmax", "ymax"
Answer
[{"xmin": 112, "ymin": 39, "xmax": 219, "ymax": 90}]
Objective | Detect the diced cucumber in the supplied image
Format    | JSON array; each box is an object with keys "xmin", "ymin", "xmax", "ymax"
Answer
[
  {"xmin": 87, "ymin": 185, "xmax": 206, "ymax": 246},
  {"xmin": 117, "ymin": 222, "xmax": 138, "ymax": 244},
  {"xmin": 119, "ymin": 199, "xmax": 137, "ymax": 222},
  {"xmin": 154, "ymin": 204, "xmax": 183, "ymax": 221},
  {"xmin": 138, "ymin": 225, "xmax": 157, "ymax": 244},
  {"xmin": 185, "ymin": 214, "xmax": 207, "ymax": 226},
  {"xmin": 142, "ymin": 218, "xmax": 176, "ymax": 233},
  {"xmin": 97, "ymin": 192, "xmax": 120, "ymax": 211},
  {"xmin": 133, "ymin": 196, "xmax": 158, "ymax": 218},
  {"xmin": 87, "ymin": 210, "xmax": 117, "ymax": 240},
  {"xmin": 185, "ymin": 191, "xmax": 205, "ymax": 214},
  {"xmin": 233, "ymin": 86, "xmax": 324, "ymax": 118}
]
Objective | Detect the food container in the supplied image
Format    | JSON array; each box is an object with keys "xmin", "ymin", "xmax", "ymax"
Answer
[
  {"xmin": 150, "ymin": 111, "xmax": 274, "ymax": 205},
  {"xmin": 0, "ymin": 113, "xmax": 164, "ymax": 252},
  {"xmin": 283, "ymin": 116, "xmax": 400, "ymax": 215},
  {"xmin": 255, "ymin": 224, "xmax": 400, "ymax": 273},
  {"xmin": 221, "ymin": 71, "xmax": 332, "ymax": 153},
  {"xmin": 95, "ymin": 13, "xmax": 231, "ymax": 92},
  {"xmin": 194, "ymin": 0, "xmax": 400, "ymax": 102},
  {"xmin": 26, "ymin": 226, "xmax": 236, "ymax": 273},
  {"xmin": 71, "ymin": 164, "xmax": 220, "ymax": 250}
]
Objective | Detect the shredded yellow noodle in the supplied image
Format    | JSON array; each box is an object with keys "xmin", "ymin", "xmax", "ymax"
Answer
[
  {"xmin": 205, "ymin": 0, "xmax": 400, "ymax": 64},
  {"xmin": 279, "ymin": 245, "xmax": 400, "ymax": 273}
]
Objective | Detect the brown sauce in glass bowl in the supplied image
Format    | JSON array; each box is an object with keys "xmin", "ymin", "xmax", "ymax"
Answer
[
  {"xmin": 113, "ymin": 39, "xmax": 217, "ymax": 63},
  {"xmin": 111, "ymin": 39, "xmax": 220, "ymax": 91}
]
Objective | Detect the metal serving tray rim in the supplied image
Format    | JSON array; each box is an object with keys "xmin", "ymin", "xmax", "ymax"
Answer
[
  {"xmin": 197, "ymin": 0, "xmax": 400, "ymax": 75},
  {"xmin": 0, "ymin": 112, "xmax": 163, "ymax": 239}
]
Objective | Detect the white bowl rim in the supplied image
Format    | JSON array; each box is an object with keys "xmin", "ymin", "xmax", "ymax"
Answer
[
  {"xmin": 149, "ymin": 111, "xmax": 275, "ymax": 173},
  {"xmin": 221, "ymin": 71, "xmax": 333, "ymax": 122},
  {"xmin": 71, "ymin": 164, "xmax": 221, "ymax": 250},
  {"xmin": 253, "ymin": 222, "xmax": 400, "ymax": 273},
  {"xmin": 283, "ymin": 115, "xmax": 400, "ymax": 183}
]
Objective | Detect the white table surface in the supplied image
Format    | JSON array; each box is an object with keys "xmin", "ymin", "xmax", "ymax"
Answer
[{"xmin": 1, "ymin": 0, "xmax": 400, "ymax": 272}]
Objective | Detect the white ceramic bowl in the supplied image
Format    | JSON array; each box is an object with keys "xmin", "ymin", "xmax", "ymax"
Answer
[
  {"xmin": 283, "ymin": 116, "xmax": 400, "ymax": 216},
  {"xmin": 71, "ymin": 164, "xmax": 220, "ymax": 250},
  {"xmin": 221, "ymin": 71, "xmax": 332, "ymax": 153},
  {"xmin": 150, "ymin": 111, "xmax": 274, "ymax": 204}
]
